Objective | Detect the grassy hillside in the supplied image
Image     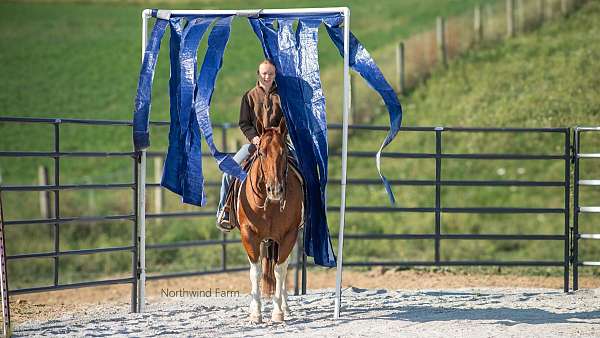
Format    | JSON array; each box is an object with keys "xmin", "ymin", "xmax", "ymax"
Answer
[
  {"xmin": 329, "ymin": 0, "xmax": 600, "ymax": 270},
  {"xmin": 0, "ymin": 0, "xmax": 506, "ymax": 288}
]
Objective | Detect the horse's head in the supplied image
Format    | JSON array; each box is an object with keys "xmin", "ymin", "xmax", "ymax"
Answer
[{"xmin": 257, "ymin": 118, "xmax": 288, "ymax": 201}]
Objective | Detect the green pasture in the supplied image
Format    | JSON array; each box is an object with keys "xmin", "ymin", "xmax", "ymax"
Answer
[{"xmin": 1, "ymin": 0, "xmax": 599, "ymax": 289}]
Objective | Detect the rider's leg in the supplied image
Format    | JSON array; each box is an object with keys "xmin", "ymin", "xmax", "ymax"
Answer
[{"xmin": 216, "ymin": 144, "xmax": 252, "ymax": 227}]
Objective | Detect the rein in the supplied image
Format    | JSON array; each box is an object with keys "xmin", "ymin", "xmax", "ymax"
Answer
[{"xmin": 250, "ymin": 138, "xmax": 289, "ymax": 212}]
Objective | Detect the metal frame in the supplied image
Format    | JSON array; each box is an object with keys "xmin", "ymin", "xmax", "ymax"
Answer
[
  {"xmin": 1, "ymin": 191, "xmax": 11, "ymax": 338},
  {"xmin": 572, "ymin": 127, "xmax": 600, "ymax": 290},
  {"xmin": 139, "ymin": 6, "xmax": 351, "ymax": 318},
  {"xmin": 0, "ymin": 117, "xmax": 582, "ymax": 327}
]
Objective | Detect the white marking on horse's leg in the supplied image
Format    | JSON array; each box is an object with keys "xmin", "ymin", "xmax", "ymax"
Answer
[
  {"xmin": 272, "ymin": 257, "xmax": 289, "ymax": 322},
  {"xmin": 279, "ymin": 257, "xmax": 291, "ymax": 316},
  {"xmin": 248, "ymin": 257, "xmax": 262, "ymax": 323}
]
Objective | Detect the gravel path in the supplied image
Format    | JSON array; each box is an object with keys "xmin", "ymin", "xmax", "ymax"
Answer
[{"xmin": 14, "ymin": 287, "xmax": 600, "ymax": 337}]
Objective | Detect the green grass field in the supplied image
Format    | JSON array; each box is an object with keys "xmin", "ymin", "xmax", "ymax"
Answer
[{"xmin": 2, "ymin": 0, "xmax": 599, "ymax": 289}]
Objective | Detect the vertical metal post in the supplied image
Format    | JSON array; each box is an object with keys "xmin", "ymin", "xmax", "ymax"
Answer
[
  {"xmin": 0, "ymin": 191, "xmax": 11, "ymax": 338},
  {"xmin": 221, "ymin": 125, "xmax": 228, "ymax": 272},
  {"xmin": 294, "ymin": 233, "xmax": 301, "ymax": 296},
  {"xmin": 572, "ymin": 128, "xmax": 580, "ymax": 290},
  {"xmin": 131, "ymin": 156, "xmax": 139, "ymax": 313},
  {"xmin": 38, "ymin": 166, "xmax": 51, "ymax": 219},
  {"xmin": 435, "ymin": 128, "xmax": 443, "ymax": 264},
  {"xmin": 563, "ymin": 129, "xmax": 570, "ymax": 292},
  {"xmin": 334, "ymin": 7, "xmax": 350, "ymax": 320},
  {"xmin": 301, "ymin": 226, "xmax": 307, "ymax": 295},
  {"xmin": 135, "ymin": 9, "xmax": 150, "ymax": 313},
  {"xmin": 53, "ymin": 121, "xmax": 60, "ymax": 287},
  {"xmin": 153, "ymin": 157, "xmax": 163, "ymax": 224}
]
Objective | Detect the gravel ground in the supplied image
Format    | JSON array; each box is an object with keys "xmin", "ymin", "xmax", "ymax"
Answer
[{"xmin": 12, "ymin": 287, "xmax": 600, "ymax": 337}]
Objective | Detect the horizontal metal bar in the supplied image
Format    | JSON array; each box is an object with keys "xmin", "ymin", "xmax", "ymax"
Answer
[
  {"xmin": 333, "ymin": 151, "xmax": 564, "ymax": 160},
  {"xmin": 335, "ymin": 151, "xmax": 435, "ymax": 159},
  {"xmin": 579, "ymin": 234, "xmax": 600, "ymax": 240},
  {"xmin": 0, "ymin": 117, "xmax": 571, "ymax": 133},
  {"xmin": 1, "ymin": 183, "xmax": 134, "ymax": 192},
  {"xmin": 578, "ymin": 180, "xmax": 600, "ymax": 186},
  {"xmin": 150, "ymin": 7, "xmax": 348, "ymax": 16},
  {"xmin": 443, "ymin": 153, "xmax": 564, "ymax": 160},
  {"xmin": 146, "ymin": 182, "xmax": 220, "ymax": 188},
  {"xmin": 440, "ymin": 180, "xmax": 565, "ymax": 187},
  {"xmin": 575, "ymin": 127, "xmax": 600, "ymax": 132},
  {"xmin": 342, "ymin": 260, "xmax": 564, "ymax": 267},
  {"xmin": 327, "ymin": 206, "xmax": 564, "ymax": 214},
  {"xmin": 327, "ymin": 206, "xmax": 435, "ymax": 213},
  {"xmin": 578, "ymin": 154, "xmax": 600, "ymax": 158},
  {"xmin": 146, "ymin": 211, "xmax": 216, "ymax": 219},
  {"xmin": 0, "ymin": 151, "xmax": 135, "ymax": 158},
  {"xmin": 8, "ymin": 277, "xmax": 134, "ymax": 295},
  {"xmin": 7, "ymin": 246, "xmax": 134, "ymax": 260},
  {"xmin": 442, "ymin": 127, "xmax": 568, "ymax": 133},
  {"xmin": 579, "ymin": 262, "xmax": 600, "ymax": 266},
  {"xmin": 442, "ymin": 207, "xmax": 565, "ymax": 214},
  {"xmin": 0, "ymin": 117, "xmax": 133, "ymax": 126},
  {"xmin": 147, "ymin": 239, "xmax": 240, "ymax": 250},
  {"xmin": 4, "ymin": 214, "xmax": 135, "ymax": 226},
  {"xmin": 146, "ymin": 267, "xmax": 248, "ymax": 280},
  {"xmin": 579, "ymin": 207, "xmax": 600, "ymax": 213},
  {"xmin": 338, "ymin": 233, "xmax": 564, "ymax": 240}
]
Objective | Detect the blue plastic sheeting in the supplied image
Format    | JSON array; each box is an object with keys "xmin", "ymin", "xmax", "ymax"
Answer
[
  {"xmin": 249, "ymin": 16, "xmax": 334, "ymax": 267},
  {"xmin": 132, "ymin": 12, "xmax": 402, "ymax": 267},
  {"xmin": 323, "ymin": 15, "xmax": 403, "ymax": 204}
]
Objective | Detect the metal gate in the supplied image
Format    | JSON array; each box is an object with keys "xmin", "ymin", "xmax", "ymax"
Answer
[{"xmin": 572, "ymin": 127, "xmax": 600, "ymax": 290}]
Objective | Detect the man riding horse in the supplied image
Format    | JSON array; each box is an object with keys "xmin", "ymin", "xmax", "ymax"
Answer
[{"xmin": 216, "ymin": 59, "xmax": 296, "ymax": 231}]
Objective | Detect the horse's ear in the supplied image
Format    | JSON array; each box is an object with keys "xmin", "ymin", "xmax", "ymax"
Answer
[{"xmin": 277, "ymin": 117, "xmax": 287, "ymax": 136}]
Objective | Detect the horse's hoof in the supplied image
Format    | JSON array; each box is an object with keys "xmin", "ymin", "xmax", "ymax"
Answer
[
  {"xmin": 271, "ymin": 311, "xmax": 284, "ymax": 323},
  {"xmin": 283, "ymin": 308, "xmax": 291, "ymax": 317},
  {"xmin": 249, "ymin": 313, "xmax": 262, "ymax": 324}
]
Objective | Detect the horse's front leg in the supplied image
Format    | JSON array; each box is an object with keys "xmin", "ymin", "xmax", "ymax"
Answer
[
  {"xmin": 248, "ymin": 256, "xmax": 263, "ymax": 323},
  {"xmin": 272, "ymin": 256, "xmax": 290, "ymax": 322}
]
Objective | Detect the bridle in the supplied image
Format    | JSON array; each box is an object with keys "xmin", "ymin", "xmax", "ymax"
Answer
[{"xmin": 250, "ymin": 133, "xmax": 289, "ymax": 212}]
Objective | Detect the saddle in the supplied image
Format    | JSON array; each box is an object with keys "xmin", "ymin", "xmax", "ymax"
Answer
[{"xmin": 220, "ymin": 150, "xmax": 302, "ymax": 232}]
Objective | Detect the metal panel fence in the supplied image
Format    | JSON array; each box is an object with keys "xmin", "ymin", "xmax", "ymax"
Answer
[
  {"xmin": 572, "ymin": 127, "xmax": 600, "ymax": 290},
  {"xmin": 0, "ymin": 117, "xmax": 586, "ymax": 311}
]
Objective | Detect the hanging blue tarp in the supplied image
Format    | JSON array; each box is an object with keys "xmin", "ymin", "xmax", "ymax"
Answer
[{"xmin": 132, "ymin": 11, "xmax": 402, "ymax": 268}]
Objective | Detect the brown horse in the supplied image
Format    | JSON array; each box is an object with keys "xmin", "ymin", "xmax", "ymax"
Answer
[{"xmin": 237, "ymin": 119, "xmax": 303, "ymax": 323}]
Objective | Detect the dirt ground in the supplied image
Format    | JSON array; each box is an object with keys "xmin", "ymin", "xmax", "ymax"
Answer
[{"xmin": 5, "ymin": 267, "xmax": 600, "ymax": 325}]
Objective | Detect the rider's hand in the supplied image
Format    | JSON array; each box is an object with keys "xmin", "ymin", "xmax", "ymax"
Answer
[{"xmin": 251, "ymin": 136, "xmax": 260, "ymax": 145}]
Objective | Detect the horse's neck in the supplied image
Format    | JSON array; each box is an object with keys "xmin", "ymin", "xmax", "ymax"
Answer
[{"xmin": 247, "ymin": 158, "xmax": 267, "ymax": 199}]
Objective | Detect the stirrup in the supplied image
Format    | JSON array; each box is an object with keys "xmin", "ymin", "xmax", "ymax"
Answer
[{"xmin": 216, "ymin": 207, "xmax": 234, "ymax": 232}]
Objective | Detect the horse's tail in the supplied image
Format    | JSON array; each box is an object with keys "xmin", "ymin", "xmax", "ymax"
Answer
[{"xmin": 261, "ymin": 240, "xmax": 278, "ymax": 297}]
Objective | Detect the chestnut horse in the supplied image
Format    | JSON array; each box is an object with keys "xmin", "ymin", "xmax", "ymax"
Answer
[{"xmin": 237, "ymin": 120, "xmax": 303, "ymax": 323}]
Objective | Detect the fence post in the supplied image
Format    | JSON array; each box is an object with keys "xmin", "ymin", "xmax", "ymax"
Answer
[
  {"xmin": 38, "ymin": 165, "xmax": 51, "ymax": 219},
  {"xmin": 221, "ymin": 125, "xmax": 229, "ymax": 272},
  {"xmin": 436, "ymin": 16, "xmax": 447, "ymax": 68},
  {"xmin": 350, "ymin": 73, "xmax": 357, "ymax": 124},
  {"xmin": 507, "ymin": 0, "xmax": 516, "ymax": 38},
  {"xmin": 561, "ymin": 0, "xmax": 569, "ymax": 16},
  {"xmin": 396, "ymin": 41, "xmax": 405, "ymax": 95},
  {"xmin": 0, "ymin": 191, "xmax": 11, "ymax": 338},
  {"xmin": 154, "ymin": 156, "xmax": 163, "ymax": 224},
  {"xmin": 538, "ymin": 0, "xmax": 545, "ymax": 24},
  {"xmin": 474, "ymin": 5, "xmax": 483, "ymax": 44},
  {"xmin": 548, "ymin": 0, "xmax": 554, "ymax": 18}
]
